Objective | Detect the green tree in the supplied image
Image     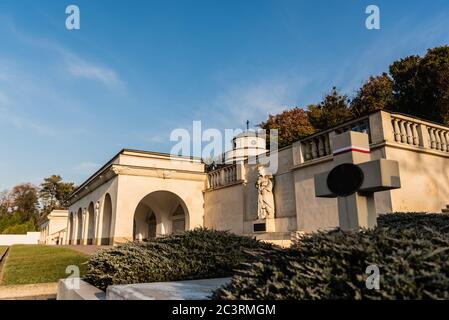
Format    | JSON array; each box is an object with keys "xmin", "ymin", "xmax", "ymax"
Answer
[
  {"xmin": 259, "ymin": 107, "xmax": 316, "ymax": 148},
  {"xmin": 390, "ymin": 46, "xmax": 449, "ymax": 125},
  {"xmin": 0, "ymin": 212, "xmax": 24, "ymax": 234},
  {"xmin": 9, "ymin": 183, "xmax": 39, "ymax": 222},
  {"xmin": 350, "ymin": 73, "xmax": 394, "ymax": 117},
  {"xmin": 307, "ymin": 87, "xmax": 352, "ymax": 131},
  {"xmin": 39, "ymin": 175, "xmax": 75, "ymax": 214},
  {"xmin": 2, "ymin": 220, "xmax": 36, "ymax": 234}
]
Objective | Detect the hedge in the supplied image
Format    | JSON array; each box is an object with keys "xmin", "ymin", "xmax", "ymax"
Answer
[
  {"xmin": 84, "ymin": 228, "xmax": 274, "ymax": 290},
  {"xmin": 213, "ymin": 213, "xmax": 449, "ymax": 300}
]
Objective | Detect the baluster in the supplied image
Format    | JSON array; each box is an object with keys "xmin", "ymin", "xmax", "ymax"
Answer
[
  {"xmin": 445, "ymin": 131, "xmax": 449, "ymax": 152},
  {"xmin": 303, "ymin": 142, "xmax": 311, "ymax": 161},
  {"xmin": 444, "ymin": 132, "xmax": 449, "ymax": 152},
  {"xmin": 405, "ymin": 122, "xmax": 413, "ymax": 144},
  {"xmin": 221, "ymin": 171, "xmax": 224, "ymax": 185},
  {"xmin": 412, "ymin": 124, "xmax": 419, "ymax": 146},
  {"xmin": 392, "ymin": 119, "xmax": 400, "ymax": 142},
  {"xmin": 435, "ymin": 130, "xmax": 442, "ymax": 150},
  {"xmin": 362, "ymin": 120, "xmax": 368, "ymax": 134},
  {"xmin": 311, "ymin": 139, "xmax": 318, "ymax": 159},
  {"xmin": 324, "ymin": 135, "xmax": 330, "ymax": 155},
  {"xmin": 399, "ymin": 121, "xmax": 406, "ymax": 143},
  {"xmin": 318, "ymin": 136, "xmax": 325, "ymax": 157},
  {"xmin": 440, "ymin": 131, "xmax": 447, "ymax": 152},
  {"xmin": 441, "ymin": 130, "xmax": 449, "ymax": 151},
  {"xmin": 429, "ymin": 128, "xmax": 436, "ymax": 149}
]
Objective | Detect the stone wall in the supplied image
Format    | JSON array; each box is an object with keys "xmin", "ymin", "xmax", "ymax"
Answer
[
  {"xmin": 0, "ymin": 232, "xmax": 40, "ymax": 245},
  {"xmin": 205, "ymin": 110, "xmax": 449, "ymax": 236}
]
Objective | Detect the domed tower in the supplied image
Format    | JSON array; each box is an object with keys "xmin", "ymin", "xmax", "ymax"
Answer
[{"xmin": 224, "ymin": 131, "xmax": 267, "ymax": 164}]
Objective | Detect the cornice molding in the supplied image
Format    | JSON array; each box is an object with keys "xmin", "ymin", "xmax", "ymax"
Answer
[{"xmin": 68, "ymin": 164, "xmax": 206, "ymax": 206}]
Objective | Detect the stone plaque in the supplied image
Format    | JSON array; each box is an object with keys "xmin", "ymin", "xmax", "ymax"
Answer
[{"xmin": 253, "ymin": 223, "xmax": 266, "ymax": 232}]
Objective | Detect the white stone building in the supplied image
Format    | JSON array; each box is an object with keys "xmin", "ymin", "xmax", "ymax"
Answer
[
  {"xmin": 39, "ymin": 209, "xmax": 68, "ymax": 245},
  {"xmin": 65, "ymin": 110, "xmax": 449, "ymax": 246}
]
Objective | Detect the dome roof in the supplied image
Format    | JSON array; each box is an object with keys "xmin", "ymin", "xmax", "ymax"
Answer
[{"xmin": 233, "ymin": 131, "xmax": 266, "ymax": 140}]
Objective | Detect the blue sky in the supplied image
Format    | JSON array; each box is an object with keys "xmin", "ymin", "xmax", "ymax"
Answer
[{"xmin": 0, "ymin": 0, "xmax": 448, "ymax": 190}]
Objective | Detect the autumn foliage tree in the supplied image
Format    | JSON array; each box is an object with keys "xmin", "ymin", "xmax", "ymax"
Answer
[
  {"xmin": 0, "ymin": 175, "xmax": 75, "ymax": 234},
  {"xmin": 259, "ymin": 107, "xmax": 315, "ymax": 148},
  {"xmin": 9, "ymin": 183, "xmax": 39, "ymax": 222},
  {"xmin": 350, "ymin": 73, "xmax": 394, "ymax": 117},
  {"xmin": 306, "ymin": 87, "xmax": 352, "ymax": 131}
]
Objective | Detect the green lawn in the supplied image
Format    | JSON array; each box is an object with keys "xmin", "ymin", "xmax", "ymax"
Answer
[
  {"xmin": 1, "ymin": 245, "xmax": 88, "ymax": 285},
  {"xmin": 0, "ymin": 246, "xmax": 8, "ymax": 257}
]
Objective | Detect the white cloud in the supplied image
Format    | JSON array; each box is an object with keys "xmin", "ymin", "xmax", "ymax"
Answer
[
  {"xmin": 65, "ymin": 53, "xmax": 122, "ymax": 88},
  {"xmin": 3, "ymin": 19, "xmax": 123, "ymax": 89},
  {"xmin": 209, "ymin": 76, "xmax": 309, "ymax": 129}
]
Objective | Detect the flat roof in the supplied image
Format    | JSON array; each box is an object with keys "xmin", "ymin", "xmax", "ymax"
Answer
[{"xmin": 68, "ymin": 148, "xmax": 203, "ymax": 201}]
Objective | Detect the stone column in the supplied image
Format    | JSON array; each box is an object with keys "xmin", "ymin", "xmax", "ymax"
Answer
[
  {"xmin": 95, "ymin": 201, "xmax": 103, "ymax": 245},
  {"xmin": 82, "ymin": 208, "xmax": 89, "ymax": 245}
]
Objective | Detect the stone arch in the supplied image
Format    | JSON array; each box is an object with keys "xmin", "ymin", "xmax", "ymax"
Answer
[
  {"xmin": 87, "ymin": 202, "xmax": 95, "ymax": 245},
  {"xmin": 76, "ymin": 208, "xmax": 83, "ymax": 245},
  {"xmin": 101, "ymin": 193, "xmax": 113, "ymax": 245},
  {"xmin": 133, "ymin": 190, "xmax": 189, "ymax": 240}
]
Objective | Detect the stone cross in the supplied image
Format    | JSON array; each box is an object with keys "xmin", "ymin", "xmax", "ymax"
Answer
[{"xmin": 314, "ymin": 131, "xmax": 401, "ymax": 230}]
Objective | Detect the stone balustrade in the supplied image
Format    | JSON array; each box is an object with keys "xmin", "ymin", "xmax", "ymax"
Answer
[
  {"xmin": 293, "ymin": 111, "xmax": 449, "ymax": 166},
  {"xmin": 207, "ymin": 164, "xmax": 241, "ymax": 189},
  {"xmin": 391, "ymin": 114, "xmax": 421, "ymax": 147},
  {"xmin": 301, "ymin": 133, "xmax": 332, "ymax": 161},
  {"xmin": 427, "ymin": 124, "xmax": 449, "ymax": 152},
  {"xmin": 296, "ymin": 116, "xmax": 371, "ymax": 163},
  {"xmin": 391, "ymin": 113, "xmax": 449, "ymax": 152},
  {"xmin": 206, "ymin": 111, "xmax": 449, "ymax": 188}
]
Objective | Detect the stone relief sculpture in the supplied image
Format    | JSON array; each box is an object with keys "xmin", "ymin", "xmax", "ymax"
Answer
[{"xmin": 255, "ymin": 165, "xmax": 275, "ymax": 220}]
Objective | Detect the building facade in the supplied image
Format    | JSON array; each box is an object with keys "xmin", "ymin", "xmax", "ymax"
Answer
[
  {"xmin": 66, "ymin": 110, "xmax": 449, "ymax": 246},
  {"xmin": 39, "ymin": 209, "xmax": 68, "ymax": 245}
]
